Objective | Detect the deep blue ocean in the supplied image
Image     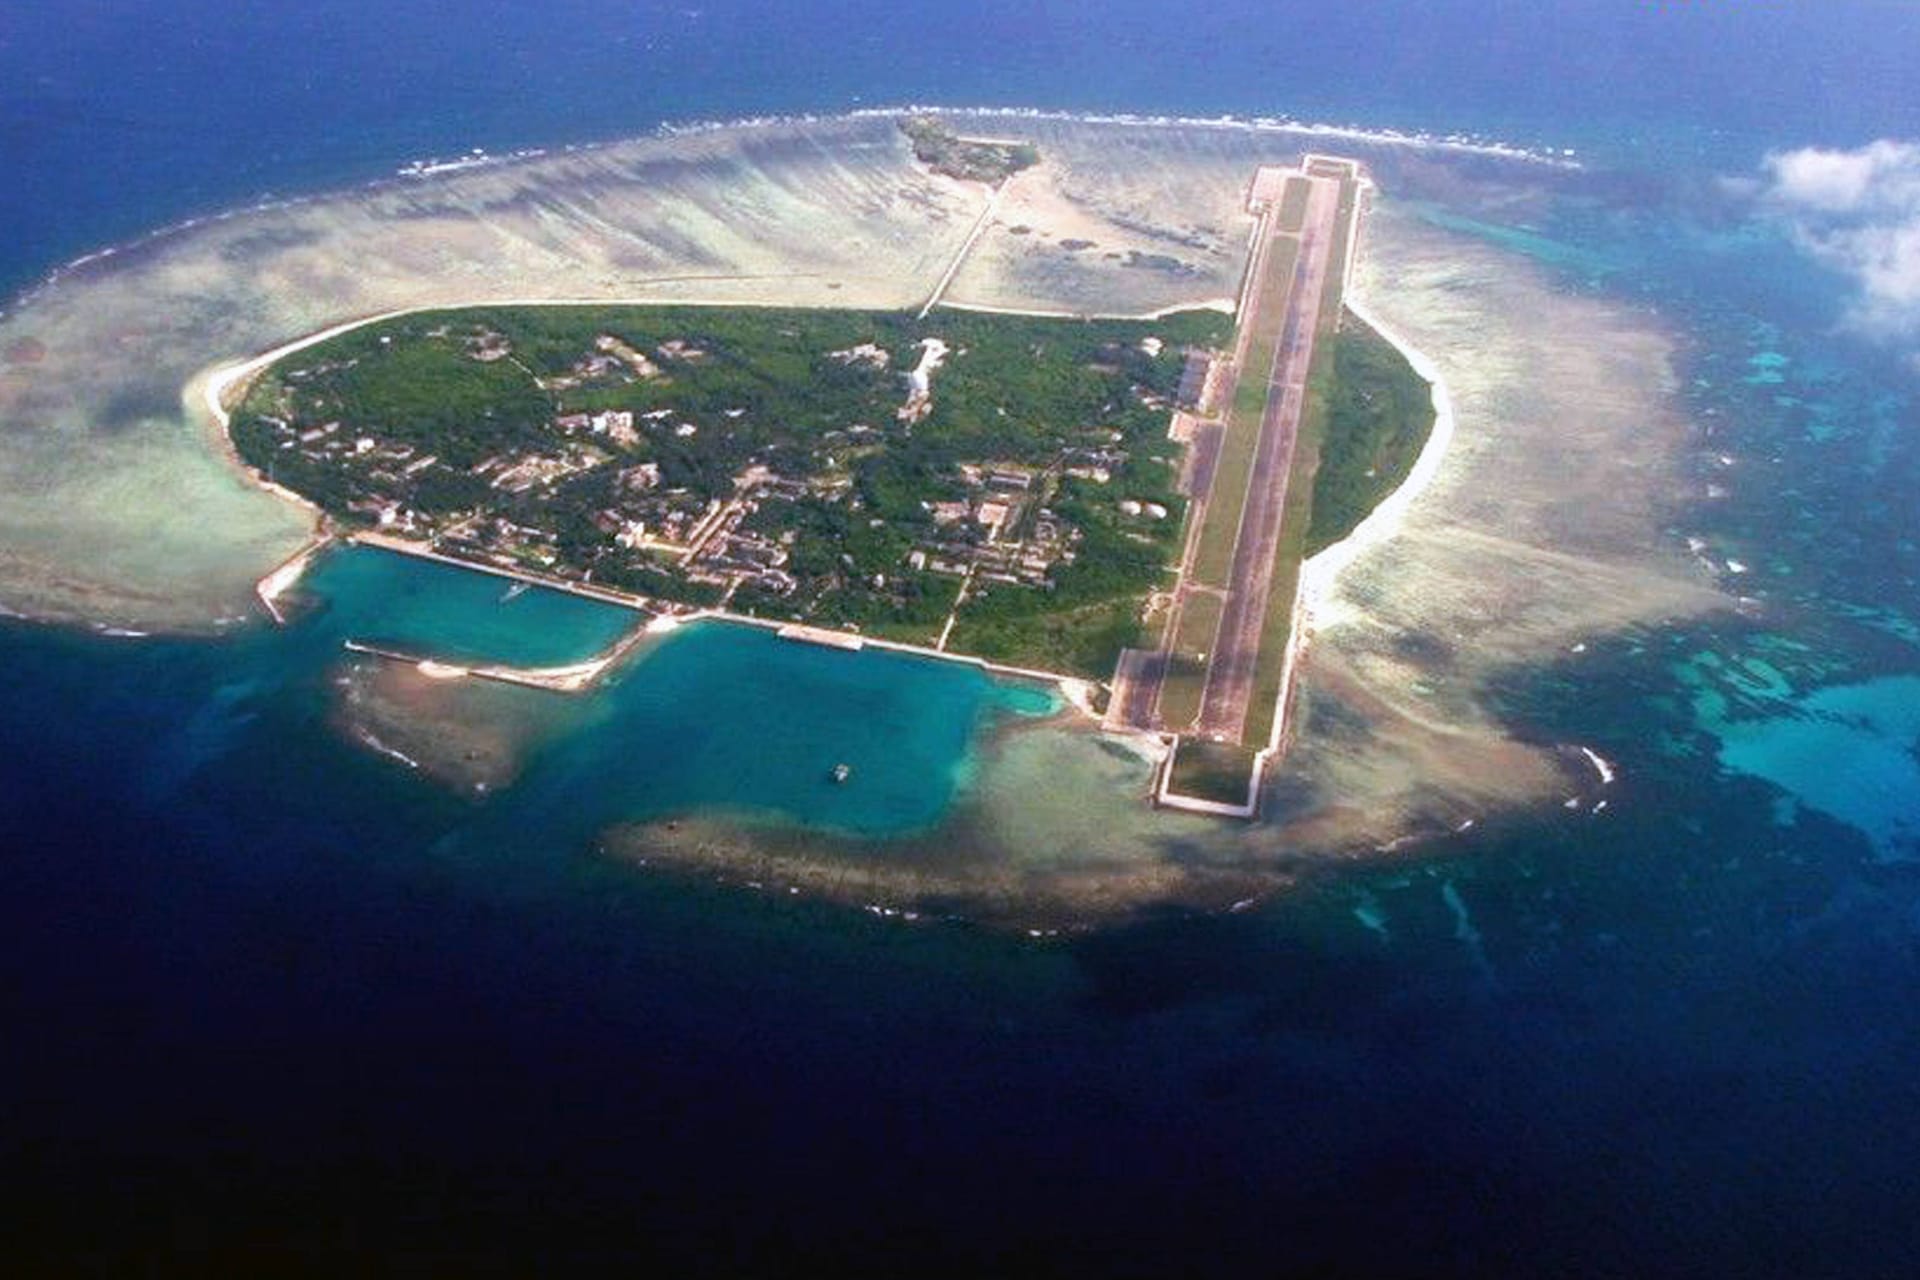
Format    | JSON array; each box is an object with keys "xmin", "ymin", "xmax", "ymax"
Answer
[{"xmin": 6, "ymin": 2, "xmax": 1920, "ymax": 1272}]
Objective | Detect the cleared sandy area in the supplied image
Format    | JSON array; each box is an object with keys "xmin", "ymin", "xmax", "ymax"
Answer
[{"xmin": 939, "ymin": 116, "xmax": 1259, "ymax": 316}]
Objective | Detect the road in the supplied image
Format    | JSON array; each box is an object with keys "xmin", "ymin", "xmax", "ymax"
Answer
[
  {"xmin": 1103, "ymin": 646, "xmax": 1166, "ymax": 733},
  {"xmin": 917, "ymin": 182, "xmax": 1006, "ymax": 319},
  {"xmin": 1193, "ymin": 174, "xmax": 1342, "ymax": 742}
]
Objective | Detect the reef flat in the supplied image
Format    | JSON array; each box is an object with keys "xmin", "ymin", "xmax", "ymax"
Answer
[{"xmin": 1272, "ymin": 206, "xmax": 1721, "ymax": 852}]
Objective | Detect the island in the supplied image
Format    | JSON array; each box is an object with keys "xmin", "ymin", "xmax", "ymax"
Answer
[
  {"xmin": 0, "ymin": 103, "xmax": 1721, "ymax": 924},
  {"xmin": 900, "ymin": 115, "xmax": 1041, "ymax": 183},
  {"xmin": 224, "ymin": 149, "xmax": 1436, "ymax": 816},
  {"xmin": 233, "ymin": 305, "xmax": 1226, "ymax": 673}
]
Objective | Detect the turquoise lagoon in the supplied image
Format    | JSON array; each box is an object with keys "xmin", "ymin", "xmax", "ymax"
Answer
[
  {"xmin": 307, "ymin": 545, "xmax": 1058, "ymax": 838},
  {"xmin": 1680, "ymin": 653, "xmax": 1920, "ymax": 861},
  {"xmin": 301, "ymin": 544, "xmax": 642, "ymax": 668},
  {"xmin": 513, "ymin": 622, "xmax": 1058, "ymax": 837}
]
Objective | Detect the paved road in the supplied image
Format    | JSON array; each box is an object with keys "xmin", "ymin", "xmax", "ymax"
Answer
[
  {"xmin": 1180, "ymin": 420, "xmax": 1225, "ymax": 500},
  {"xmin": 1194, "ymin": 175, "xmax": 1342, "ymax": 743},
  {"xmin": 917, "ymin": 182, "xmax": 1006, "ymax": 319},
  {"xmin": 1103, "ymin": 646, "xmax": 1166, "ymax": 732}
]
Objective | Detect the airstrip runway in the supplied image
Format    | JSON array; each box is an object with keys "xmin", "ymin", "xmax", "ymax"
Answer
[{"xmin": 1193, "ymin": 173, "xmax": 1343, "ymax": 742}]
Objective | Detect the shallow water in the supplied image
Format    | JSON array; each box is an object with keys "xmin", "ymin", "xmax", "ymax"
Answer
[
  {"xmin": 289, "ymin": 545, "xmax": 1060, "ymax": 837},
  {"xmin": 1682, "ymin": 660, "xmax": 1920, "ymax": 862},
  {"xmin": 509, "ymin": 619, "xmax": 1056, "ymax": 838},
  {"xmin": 302, "ymin": 544, "xmax": 643, "ymax": 667}
]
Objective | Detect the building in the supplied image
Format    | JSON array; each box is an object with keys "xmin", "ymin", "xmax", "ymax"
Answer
[{"xmin": 1177, "ymin": 351, "xmax": 1212, "ymax": 409}]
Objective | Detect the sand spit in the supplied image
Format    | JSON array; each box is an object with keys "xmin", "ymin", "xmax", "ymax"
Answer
[{"xmin": 332, "ymin": 654, "xmax": 585, "ymax": 794}]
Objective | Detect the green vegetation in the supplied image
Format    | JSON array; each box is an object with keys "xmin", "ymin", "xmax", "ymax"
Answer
[
  {"xmin": 1165, "ymin": 740, "xmax": 1259, "ymax": 808},
  {"xmin": 232, "ymin": 302, "xmax": 1230, "ymax": 676},
  {"xmin": 1304, "ymin": 317, "xmax": 1435, "ymax": 555},
  {"xmin": 900, "ymin": 116, "xmax": 1040, "ymax": 184},
  {"xmin": 946, "ymin": 597, "xmax": 1145, "ymax": 677}
]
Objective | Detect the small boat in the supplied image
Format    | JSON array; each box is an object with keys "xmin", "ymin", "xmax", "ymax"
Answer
[
  {"xmin": 500, "ymin": 581, "xmax": 530, "ymax": 602},
  {"xmin": 831, "ymin": 763, "xmax": 852, "ymax": 784}
]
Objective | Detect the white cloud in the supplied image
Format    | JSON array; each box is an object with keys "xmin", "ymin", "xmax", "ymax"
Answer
[{"xmin": 1761, "ymin": 140, "xmax": 1920, "ymax": 338}]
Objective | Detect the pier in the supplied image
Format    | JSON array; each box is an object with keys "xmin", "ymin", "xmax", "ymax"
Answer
[{"xmin": 776, "ymin": 623, "xmax": 867, "ymax": 651}]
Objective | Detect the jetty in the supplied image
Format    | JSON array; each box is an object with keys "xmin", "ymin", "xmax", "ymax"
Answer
[
  {"xmin": 342, "ymin": 621, "xmax": 651, "ymax": 693},
  {"xmin": 776, "ymin": 623, "xmax": 866, "ymax": 651},
  {"xmin": 253, "ymin": 534, "xmax": 332, "ymax": 624}
]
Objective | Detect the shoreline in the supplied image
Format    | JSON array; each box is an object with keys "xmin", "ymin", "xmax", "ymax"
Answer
[
  {"xmin": 0, "ymin": 102, "xmax": 1722, "ymax": 909},
  {"xmin": 328, "ymin": 531, "xmax": 1105, "ymax": 717},
  {"xmin": 1294, "ymin": 296, "xmax": 1458, "ymax": 600},
  {"xmin": 193, "ymin": 204, "xmax": 1444, "ymax": 816},
  {"xmin": 1152, "ymin": 284, "xmax": 1460, "ymax": 819},
  {"xmin": 15, "ymin": 112, "xmax": 1487, "ymax": 653},
  {"xmin": 1265, "ymin": 295, "xmax": 1458, "ymax": 750},
  {"xmin": 107, "ymin": 137, "xmax": 1452, "ymax": 836},
  {"xmin": 196, "ymin": 296, "xmax": 1222, "ymax": 723}
]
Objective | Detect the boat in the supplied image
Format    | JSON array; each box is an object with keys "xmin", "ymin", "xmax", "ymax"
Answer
[
  {"xmin": 500, "ymin": 581, "xmax": 530, "ymax": 602},
  {"xmin": 831, "ymin": 763, "xmax": 852, "ymax": 784}
]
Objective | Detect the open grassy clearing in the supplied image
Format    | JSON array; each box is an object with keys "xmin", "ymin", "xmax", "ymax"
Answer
[
  {"xmin": 944, "ymin": 596, "xmax": 1145, "ymax": 678},
  {"xmin": 1157, "ymin": 654, "xmax": 1207, "ymax": 732}
]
